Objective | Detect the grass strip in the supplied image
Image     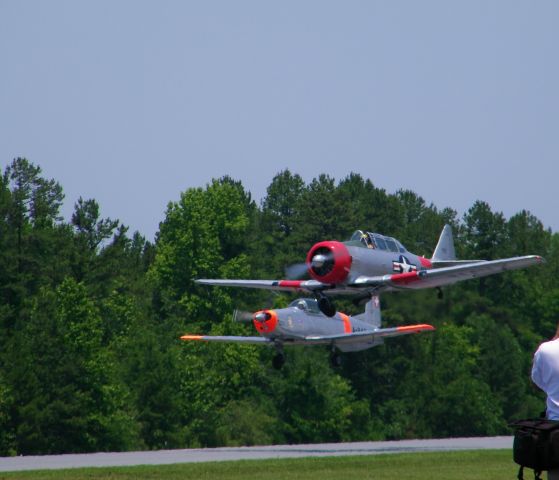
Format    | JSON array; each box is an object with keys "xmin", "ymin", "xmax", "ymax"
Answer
[{"xmin": 0, "ymin": 449, "xmax": 518, "ymax": 480}]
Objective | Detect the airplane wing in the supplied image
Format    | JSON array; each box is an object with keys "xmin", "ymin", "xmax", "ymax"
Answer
[
  {"xmin": 195, "ymin": 279, "xmax": 332, "ymax": 292},
  {"xmin": 350, "ymin": 255, "xmax": 545, "ymax": 291},
  {"xmin": 181, "ymin": 324, "xmax": 434, "ymax": 347},
  {"xmin": 197, "ymin": 256, "xmax": 544, "ymax": 296},
  {"xmin": 180, "ymin": 334, "xmax": 272, "ymax": 344},
  {"xmin": 302, "ymin": 324, "xmax": 435, "ymax": 344}
]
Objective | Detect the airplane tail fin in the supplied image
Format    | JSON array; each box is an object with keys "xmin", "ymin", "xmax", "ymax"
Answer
[
  {"xmin": 431, "ymin": 224, "xmax": 456, "ymax": 262},
  {"xmin": 354, "ymin": 295, "xmax": 381, "ymax": 328},
  {"xmin": 431, "ymin": 224, "xmax": 485, "ymax": 267}
]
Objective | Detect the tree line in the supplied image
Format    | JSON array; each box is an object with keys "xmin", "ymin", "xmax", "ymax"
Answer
[{"xmin": 0, "ymin": 157, "xmax": 556, "ymax": 455}]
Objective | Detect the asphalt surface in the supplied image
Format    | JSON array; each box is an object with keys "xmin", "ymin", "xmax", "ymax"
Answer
[{"xmin": 0, "ymin": 437, "xmax": 513, "ymax": 472}]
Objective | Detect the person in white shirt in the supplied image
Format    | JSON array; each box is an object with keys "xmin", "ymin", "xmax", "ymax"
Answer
[{"xmin": 532, "ymin": 328, "xmax": 559, "ymax": 480}]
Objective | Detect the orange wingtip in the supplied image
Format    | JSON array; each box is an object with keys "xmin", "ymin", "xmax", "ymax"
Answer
[
  {"xmin": 180, "ymin": 335, "xmax": 204, "ymax": 341},
  {"xmin": 396, "ymin": 324, "xmax": 436, "ymax": 333}
]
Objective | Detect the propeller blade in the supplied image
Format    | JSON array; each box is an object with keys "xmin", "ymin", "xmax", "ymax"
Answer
[
  {"xmin": 233, "ymin": 309, "xmax": 254, "ymax": 323},
  {"xmin": 285, "ymin": 262, "xmax": 308, "ymax": 280}
]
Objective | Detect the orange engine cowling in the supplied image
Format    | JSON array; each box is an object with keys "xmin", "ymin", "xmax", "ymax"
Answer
[
  {"xmin": 253, "ymin": 310, "xmax": 278, "ymax": 334},
  {"xmin": 306, "ymin": 241, "xmax": 352, "ymax": 284}
]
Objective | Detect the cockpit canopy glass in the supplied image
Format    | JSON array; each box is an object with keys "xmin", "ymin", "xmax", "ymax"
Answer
[
  {"xmin": 350, "ymin": 230, "xmax": 407, "ymax": 253},
  {"xmin": 289, "ymin": 298, "xmax": 321, "ymax": 314}
]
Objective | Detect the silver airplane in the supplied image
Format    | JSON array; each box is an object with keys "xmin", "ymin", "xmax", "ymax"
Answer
[
  {"xmin": 181, "ymin": 296, "xmax": 434, "ymax": 369},
  {"xmin": 195, "ymin": 225, "xmax": 544, "ymax": 317}
]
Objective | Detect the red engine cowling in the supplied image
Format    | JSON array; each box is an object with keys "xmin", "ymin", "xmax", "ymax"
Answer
[{"xmin": 306, "ymin": 241, "xmax": 352, "ymax": 284}]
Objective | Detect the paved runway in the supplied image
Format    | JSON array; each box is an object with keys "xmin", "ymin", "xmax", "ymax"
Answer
[{"xmin": 0, "ymin": 436, "xmax": 512, "ymax": 472}]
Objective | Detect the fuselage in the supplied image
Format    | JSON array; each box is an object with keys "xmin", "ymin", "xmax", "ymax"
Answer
[
  {"xmin": 252, "ymin": 298, "xmax": 377, "ymax": 351},
  {"xmin": 305, "ymin": 230, "xmax": 433, "ymax": 286},
  {"xmin": 346, "ymin": 244, "xmax": 430, "ymax": 279}
]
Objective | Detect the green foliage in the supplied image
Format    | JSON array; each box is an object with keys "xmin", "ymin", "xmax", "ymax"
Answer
[
  {"xmin": 0, "ymin": 372, "xmax": 15, "ymax": 455},
  {"xmin": 0, "ymin": 158, "xmax": 553, "ymax": 453},
  {"xmin": 262, "ymin": 169, "xmax": 305, "ymax": 237},
  {"xmin": 149, "ymin": 178, "xmax": 255, "ymax": 329},
  {"xmin": 9, "ymin": 278, "xmax": 140, "ymax": 453},
  {"xmin": 421, "ymin": 324, "xmax": 504, "ymax": 436},
  {"xmin": 179, "ymin": 320, "xmax": 267, "ymax": 446},
  {"xmin": 463, "ymin": 201, "xmax": 507, "ymax": 260},
  {"xmin": 270, "ymin": 349, "xmax": 365, "ymax": 443},
  {"xmin": 72, "ymin": 197, "xmax": 119, "ymax": 252},
  {"xmin": 214, "ymin": 398, "xmax": 282, "ymax": 446}
]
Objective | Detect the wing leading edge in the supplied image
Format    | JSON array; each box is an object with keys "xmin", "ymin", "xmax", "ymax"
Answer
[{"xmin": 180, "ymin": 324, "xmax": 435, "ymax": 347}]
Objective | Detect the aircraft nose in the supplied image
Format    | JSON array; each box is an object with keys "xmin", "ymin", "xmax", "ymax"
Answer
[
  {"xmin": 306, "ymin": 241, "xmax": 351, "ymax": 284},
  {"xmin": 253, "ymin": 310, "xmax": 278, "ymax": 334},
  {"xmin": 311, "ymin": 254, "xmax": 328, "ymax": 269},
  {"xmin": 254, "ymin": 311, "xmax": 271, "ymax": 322}
]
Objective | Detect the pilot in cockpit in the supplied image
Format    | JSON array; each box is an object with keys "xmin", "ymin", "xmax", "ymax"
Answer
[{"xmin": 361, "ymin": 232, "xmax": 375, "ymax": 249}]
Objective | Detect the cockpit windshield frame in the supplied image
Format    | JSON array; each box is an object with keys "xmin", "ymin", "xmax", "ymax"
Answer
[
  {"xmin": 349, "ymin": 230, "xmax": 407, "ymax": 252},
  {"xmin": 289, "ymin": 298, "xmax": 322, "ymax": 314}
]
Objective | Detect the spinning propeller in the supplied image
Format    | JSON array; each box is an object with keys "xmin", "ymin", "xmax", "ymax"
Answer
[{"xmin": 232, "ymin": 309, "xmax": 254, "ymax": 323}]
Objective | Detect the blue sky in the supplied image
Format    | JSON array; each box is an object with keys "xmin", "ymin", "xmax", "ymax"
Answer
[{"xmin": 1, "ymin": 1, "xmax": 557, "ymax": 240}]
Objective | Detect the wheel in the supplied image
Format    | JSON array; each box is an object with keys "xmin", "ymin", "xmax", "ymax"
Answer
[
  {"xmin": 272, "ymin": 353, "xmax": 285, "ymax": 370},
  {"xmin": 318, "ymin": 296, "xmax": 336, "ymax": 317}
]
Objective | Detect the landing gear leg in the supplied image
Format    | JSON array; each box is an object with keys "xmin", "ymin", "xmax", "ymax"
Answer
[
  {"xmin": 330, "ymin": 350, "xmax": 342, "ymax": 368},
  {"xmin": 272, "ymin": 343, "xmax": 285, "ymax": 370},
  {"xmin": 272, "ymin": 352, "xmax": 285, "ymax": 370},
  {"xmin": 317, "ymin": 293, "xmax": 336, "ymax": 317}
]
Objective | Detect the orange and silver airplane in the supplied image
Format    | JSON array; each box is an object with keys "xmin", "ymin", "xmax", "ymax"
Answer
[{"xmin": 181, "ymin": 296, "xmax": 434, "ymax": 369}]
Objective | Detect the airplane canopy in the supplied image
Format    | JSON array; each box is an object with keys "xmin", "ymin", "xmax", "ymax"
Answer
[
  {"xmin": 350, "ymin": 230, "xmax": 408, "ymax": 253},
  {"xmin": 289, "ymin": 298, "xmax": 321, "ymax": 314}
]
